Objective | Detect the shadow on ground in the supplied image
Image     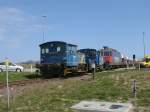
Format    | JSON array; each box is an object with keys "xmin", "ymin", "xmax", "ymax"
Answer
[{"xmin": 24, "ymin": 72, "xmax": 88, "ymax": 80}]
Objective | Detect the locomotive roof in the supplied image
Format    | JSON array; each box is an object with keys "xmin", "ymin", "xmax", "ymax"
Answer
[
  {"xmin": 100, "ymin": 47, "xmax": 119, "ymax": 52},
  {"xmin": 39, "ymin": 41, "xmax": 77, "ymax": 47},
  {"xmin": 78, "ymin": 48, "xmax": 97, "ymax": 52}
]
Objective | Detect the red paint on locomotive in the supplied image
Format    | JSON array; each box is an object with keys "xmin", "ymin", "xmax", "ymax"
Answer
[{"xmin": 103, "ymin": 56, "xmax": 112, "ymax": 63}]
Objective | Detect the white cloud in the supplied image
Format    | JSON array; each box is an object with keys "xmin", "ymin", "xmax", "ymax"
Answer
[{"xmin": 0, "ymin": 7, "xmax": 45, "ymax": 48}]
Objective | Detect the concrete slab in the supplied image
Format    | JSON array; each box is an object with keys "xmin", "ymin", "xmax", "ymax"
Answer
[{"xmin": 71, "ymin": 101, "xmax": 133, "ymax": 112}]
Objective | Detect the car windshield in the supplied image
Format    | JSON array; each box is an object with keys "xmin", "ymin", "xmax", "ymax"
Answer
[
  {"xmin": 0, "ymin": 62, "xmax": 16, "ymax": 66},
  {"xmin": 9, "ymin": 63, "xmax": 15, "ymax": 66},
  {"xmin": 0, "ymin": 62, "xmax": 5, "ymax": 65}
]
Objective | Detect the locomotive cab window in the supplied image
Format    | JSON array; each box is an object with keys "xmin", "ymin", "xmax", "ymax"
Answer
[
  {"xmin": 50, "ymin": 43, "xmax": 53, "ymax": 47},
  {"xmin": 101, "ymin": 51, "xmax": 104, "ymax": 56},
  {"xmin": 45, "ymin": 48, "xmax": 49, "ymax": 53},
  {"xmin": 104, "ymin": 51, "xmax": 110, "ymax": 56},
  {"xmin": 72, "ymin": 46, "xmax": 77, "ymax": 52},
  {"xmin": 109, "ymin": 52, "xmax": 112, "ymax": 56},
  {"xmin": 57, "ymin": 47, "xmax": 61, "ymax": 52},
  {"xmin": 41, "ymin": 49, "xmax": 45, "ymax": 54},
  {"xmin": 67, "ymin": 46, "xmax": 75, "ymax": 54}
]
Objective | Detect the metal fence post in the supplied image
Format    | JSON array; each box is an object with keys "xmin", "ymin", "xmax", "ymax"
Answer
[
  {"xmin": 30, "ymin": 64, "xmax": 33, "ymax": 73},
  {"xmin": 132, "ymin": 80, "xmax": 137, "ymax": 98},
  {"xmin": 92, "ymin": 63, "xmax": 96, "ymax": 80},
  {"xmin": 5, "ymin": 59, "xmax": 10, "ymax": 111},
  {"xmin": 138, "ymin": 63, "xmax": 141, "ymax": 70}
]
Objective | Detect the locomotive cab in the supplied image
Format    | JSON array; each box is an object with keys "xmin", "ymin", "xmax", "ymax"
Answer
[
  {"xmin": 38, "ymin": 41, "xmax": 79, "ymax": 76},
  {"xmin": 78, "ymin": 49, "xmax": 103, "ymax": 72}
]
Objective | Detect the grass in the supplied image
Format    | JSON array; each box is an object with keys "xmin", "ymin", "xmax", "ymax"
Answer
[
  {"xmin": 0, "ymin": 72, "xmax": 36, "ymax": 83},
  {"xmin": 0, "ymin": 69, "xmax": 150, "ymax": 112}
]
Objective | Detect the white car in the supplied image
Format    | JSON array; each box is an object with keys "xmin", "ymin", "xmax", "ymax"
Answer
[{"xmin": 0, "ymin": 62, "xmax": 24, "ymax": 72}]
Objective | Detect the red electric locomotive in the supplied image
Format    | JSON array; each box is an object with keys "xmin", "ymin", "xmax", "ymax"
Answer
[{"xmin": 100, "ymin": 46, "xmax": 124, "ymax": 69}]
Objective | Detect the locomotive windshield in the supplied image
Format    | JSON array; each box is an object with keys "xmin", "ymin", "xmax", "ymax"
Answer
[
  {"xmin": 41, "ymin": 44, "xmax": 66, "ymax": 55},
  {"xmin": 104, "ymin": 51, "xmax": 110, "ymax": 56},
  {"xmin": 101, "ymin": 51, "xmax": 112, "ymax": 56},
  {"xmin": 79, "ymin": 49, "xmax": 97, "ymax": 57},
  {"xmin": 41, "ymin": 46, "xmax": 63, "ymax": 54},
  {"xmin": 49, "ymin": 45, "xmax": 65, "ymax": 53}
]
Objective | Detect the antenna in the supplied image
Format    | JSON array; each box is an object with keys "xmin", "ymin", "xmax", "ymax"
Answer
[{"xmin": 142, "ymin": 32, "xmax": 146, "ymax": 57}]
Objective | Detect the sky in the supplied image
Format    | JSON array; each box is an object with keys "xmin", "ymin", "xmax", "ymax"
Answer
[{"xmin": 0, "ymin": 0, "xmax": 150, "ymax": 62}]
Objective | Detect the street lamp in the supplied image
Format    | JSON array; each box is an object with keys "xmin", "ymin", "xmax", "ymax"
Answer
[
  {"xmin": 42, "ymin": 16, "xmax": 47, "ymax": 43},
  {"xmin": 143, "ymin": 32, "xmax": 146, "ymax": 57}
]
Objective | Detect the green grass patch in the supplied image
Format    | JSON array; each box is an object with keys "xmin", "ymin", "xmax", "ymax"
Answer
[{"xmin": 0, "ymin": 72, "xmax": 36, "ymax": 82}]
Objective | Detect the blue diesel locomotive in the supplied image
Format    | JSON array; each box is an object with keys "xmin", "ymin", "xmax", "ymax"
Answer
[
  {"xmin": 38, "ymin": 41, "xmax": 80, "ymax": 76},
  {"xmin": 78, "ymin": 49, "xmax": 103, "ymax": 71}
]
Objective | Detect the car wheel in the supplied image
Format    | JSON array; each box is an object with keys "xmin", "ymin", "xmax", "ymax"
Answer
[
  {"xmin": 0, "ymin": 68, "xmax": 3, "ymax": 73},
  {"xmin": 16, "ymin": 68, "xmax": 21, "ymax": 72}
]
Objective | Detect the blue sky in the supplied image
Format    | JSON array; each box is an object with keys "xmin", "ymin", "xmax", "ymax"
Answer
[{"xmin": 0, "ymin": 0, "xmax": 150, "ymax": 62}]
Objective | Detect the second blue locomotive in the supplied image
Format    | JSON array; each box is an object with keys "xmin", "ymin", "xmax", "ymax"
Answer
[{"xmin": 78, "ymin": 49, "xmax": 103, "ymax": 71}]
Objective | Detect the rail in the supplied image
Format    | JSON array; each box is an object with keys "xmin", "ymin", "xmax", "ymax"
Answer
[{"xmin": 0, "ymin": 79, "xmax": 50, "ymax": 89}]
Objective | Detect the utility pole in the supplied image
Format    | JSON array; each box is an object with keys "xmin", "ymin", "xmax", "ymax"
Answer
[
  {"xmin": 143, "ymin": 32, "xmax": 146, "ymax": 57},
  {"xmin": 42, "ymin": 16, "xmax": 47, "ymax": 43}
]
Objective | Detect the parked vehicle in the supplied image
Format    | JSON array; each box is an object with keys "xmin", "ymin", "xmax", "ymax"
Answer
[
  {"xmin": 140, "ymin": 55, "xmax": 150, "ymax": 68},
  {"xmin": 0, "ymin": 62, "xmax": 24, "ymax": 72}
]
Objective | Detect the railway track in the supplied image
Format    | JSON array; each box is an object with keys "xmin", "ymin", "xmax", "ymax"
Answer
[
  {"xmin": 0, "ymin": 79, "xmax": 50, "ymax": 89},
  {"xmin": 0, "ymin": 72, "xmax": 92, "ymax": 89}
]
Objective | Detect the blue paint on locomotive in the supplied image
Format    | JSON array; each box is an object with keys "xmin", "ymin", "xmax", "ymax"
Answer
[
  {"xmin": 40, "ymin": 41, "xmax": 79, "ymax": 67},
  {"xmin": 78, "ymin": 49, "xmax": 104, "ymax": 66},
  {"xmin": 66, "ymin": 45, "xmax": 79, "ymax": 66},
  {"xmin": 78, "ymin": 49, "xmax": 97, "ymax": 64}
]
